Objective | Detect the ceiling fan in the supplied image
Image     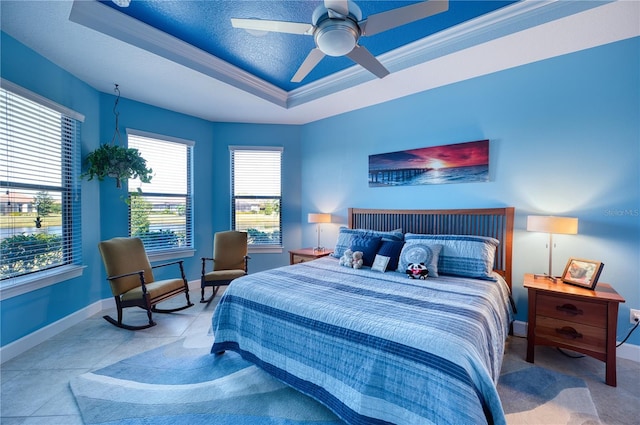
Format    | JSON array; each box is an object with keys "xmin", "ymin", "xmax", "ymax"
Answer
[{"xmin": 231, "ymin": 0, "xmax": 449, "ymax": 83}]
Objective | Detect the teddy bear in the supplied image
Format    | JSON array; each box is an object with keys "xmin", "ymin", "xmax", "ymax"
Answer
[
  {"xmin": 339, "ymin": 249, "xmax": 354, "ymax": 267},
  {"xmin": 339, "ymin": 249, "xmax": 365, "ymax": 269},
  {"xmin": 406, "ymin": 262, "xmax": 429, "ymax": 279},
  {"xmin": 351, "ymin": 251, "xmax": 364, "ymax": 269}
]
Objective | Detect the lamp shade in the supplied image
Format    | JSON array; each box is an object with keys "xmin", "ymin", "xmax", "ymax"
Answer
[
  {"xmin": 526, "ymin": 215, "xmax": 578, "ymax": 235},
  {"xmin": 308, "ymin": 213, "xmax": 331, "ymax": 224}
]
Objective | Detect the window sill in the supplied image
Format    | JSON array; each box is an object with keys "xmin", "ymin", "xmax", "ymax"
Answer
[
  {"xmin": 248, "ymin": 246, "xmax": 283, "ymax": 254},
  {"xmin": 147, "ymin": 248, "xmax": 196, "ymax": 263},
  {"xmin": 0, "ymin": 265, "xmax": 86, "ymax": 301}
]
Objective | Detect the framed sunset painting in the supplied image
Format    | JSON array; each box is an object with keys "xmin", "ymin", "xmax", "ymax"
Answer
[{"xmin": 368, "ymin": 140, "xmax": 489, "ymax": 187}]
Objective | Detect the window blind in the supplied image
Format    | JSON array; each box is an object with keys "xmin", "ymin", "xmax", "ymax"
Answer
[
  {"xmin": 128, "ymin": 131, "xmax": 193, "ymax": 252},
  {"xmin": 230, "ymin": 147, "xmax": 282, "ymax": 247},
  {"xmin": 0, "ymin": 86, "xmax": 82, "ymax": 282}
]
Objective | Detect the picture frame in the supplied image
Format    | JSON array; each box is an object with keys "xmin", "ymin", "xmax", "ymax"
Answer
[
  {"xmin": 372, "ymin": 255, "xmax": 390, "ymax": 273},
  {"xmin": 561, "ymin": 258, "xmax": 604, "ymax": 289},
  {"xmin": 368, "ymin": 139, "xmax": 489, "ymax": 187}
]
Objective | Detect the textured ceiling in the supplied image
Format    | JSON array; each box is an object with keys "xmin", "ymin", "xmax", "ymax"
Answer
[
  {"xmin": 97, "ymin": 1, "xmax": 518, "ymax": 91},
  {"xmin": 1, "ymin": 1, "xmax": 636, "ymax": 124}
]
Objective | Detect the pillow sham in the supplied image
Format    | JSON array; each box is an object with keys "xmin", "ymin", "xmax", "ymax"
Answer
[
  {"xmin": 349, "ymin": 235, "xmax": 382, "ymax": 267},
  {"xmin": 331, "ymin": 227, "xmax": 404, "ymax": 259},
  {"xmin": 376, "ymin": 239, "xmax": 405, "ymax": 271},
  {"xmin": 404, "ymin": 233, "xmax": 499, "ymax": 280},
  {"xmin": 397, "ymin": 242, "xmax": 442, "ymax": 277}
]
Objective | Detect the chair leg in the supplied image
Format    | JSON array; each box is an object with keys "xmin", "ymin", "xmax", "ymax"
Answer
[
  {"xmin": 103, "ymin": 314, "xmax": 156, "ymax": 331},
  {"xmin": 103, "ymin": 297, "xmax": 157, "ymax": 330},
  {"xmin": 200, "ymin": 285, "xmax": 219, "ymax": 303}
]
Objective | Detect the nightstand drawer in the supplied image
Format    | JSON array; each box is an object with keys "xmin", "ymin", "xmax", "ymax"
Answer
[
  {"xmin": 292, "ymin": 254, "xmax": 311, "ymax": 264},
  {"xmin": 535, "ymin": 316, "xmax": 606, "ymax": 354},
  {"xmin": 289, "ymin": 248, "xmax": 333, "ymax": 265},
  {"xmin": 536, "ymin": 294, "xmax": 607, "ymax": 328}
]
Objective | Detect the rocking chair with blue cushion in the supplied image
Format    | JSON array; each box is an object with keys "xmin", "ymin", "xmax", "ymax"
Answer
[
  {"xmin": 200, "ymin": 231, "xmax": 249, "ymax": 303},
  {"xmin": 98, "ymin": 237, "xmax": 193, "ymax": 330}
]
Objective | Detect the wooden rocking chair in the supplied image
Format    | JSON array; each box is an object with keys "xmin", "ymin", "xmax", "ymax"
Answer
[
  {"xmin": 98, "ymin": 237, "xmax": 193, "ymax": 330},
  {"xmin": 200, "ymin": 231, "xmax": 249, "ymax": 303}
]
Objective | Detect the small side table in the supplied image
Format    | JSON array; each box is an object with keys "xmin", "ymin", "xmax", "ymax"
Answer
[
  {"xmin": 289, "ymin": 248, "xmax": 333, "ymax": 265},
  {"xmin": 524, "ymin": 273, "xmax": 625, "ymax": 386}
]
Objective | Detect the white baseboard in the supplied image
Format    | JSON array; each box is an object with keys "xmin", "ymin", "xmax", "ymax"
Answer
[
  {"xmin": 0, "ymin": 280, "xmax": 202, "ymax": 365},
  {"xmin": 511, "ymin": 320, "xmax": 640, "ymax": 363},
  {"xmin": 0, "ymin": 299, "xmax": 109, "ymax": 364},
  {"xmin": 512, "ymin": 320, "xmax": 528, "ymax": 338}
]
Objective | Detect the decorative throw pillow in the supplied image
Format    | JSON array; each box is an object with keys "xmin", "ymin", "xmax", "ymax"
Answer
[
  {"xmin": 404, "ymin": 233, "xmax": 499, "ymax": 280},
  {"xmin": 397, "ymin": 243, "xmax": 443, "ymax": 277},
  {"xmin": 375, "ymin": 240, "xmax": 405, "ymax": 271},
  {"xmin": 331, "ymin": 228, "xmax": 403, "ymax": 259},
  {"xmin": 349, "ymin": 235, "xmax": 382, "ymax": 267}
]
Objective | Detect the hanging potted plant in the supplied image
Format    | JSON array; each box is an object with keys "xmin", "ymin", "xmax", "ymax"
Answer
[{"xmin": 81, "ymin": 84, "xmax": 153, "ymax": 189}]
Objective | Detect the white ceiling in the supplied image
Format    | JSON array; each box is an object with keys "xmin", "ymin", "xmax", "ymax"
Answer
[{"xmin": 1, "ymin": 1, "xmax": 637, "ymax": 125}]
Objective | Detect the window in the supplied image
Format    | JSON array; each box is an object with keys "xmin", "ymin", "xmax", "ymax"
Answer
[
  {"xmin": 128, "ymin": 130, "xmax": 193, "ymax": 253},
  {"xmin": 0, "ymin": 81, "xmax": 83, "ymax": 287},
  {"xmin": 231, "ymin": 147, "xmax": 282, "ymax": 248}
]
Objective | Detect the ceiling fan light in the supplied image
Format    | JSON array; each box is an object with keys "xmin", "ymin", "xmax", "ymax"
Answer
[
  {"xmin": 315, "ymin": 23, "xmax": 358, "ymax": 57},
  {"xmin": 112, "ymin": 0, "xmax": 131, "ymax": 7}
]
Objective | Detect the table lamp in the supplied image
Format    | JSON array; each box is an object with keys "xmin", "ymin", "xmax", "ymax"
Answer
[
  {"xmin": 308, "ymin": 213, "xmax": 331, "ymax": 252},
  {"xmin": 526, "ymin": 215, "xmax": 578, "ymax": 282}
]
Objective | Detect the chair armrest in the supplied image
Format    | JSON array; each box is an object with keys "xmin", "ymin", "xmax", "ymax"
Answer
[
  {"xmin": 244, "ymin": 255, "xmax": 250, "ymax": 273},
  {"xmin": 153, "ymin": 260, "xmax": 187, "ymax": 284},
  {"xmin": 107, "ymin": 270, "xmax": 145, "ymax": 281},
  {"xmin": 107, "ymin": 270, "xmax": 150, "ymax": 295},
  {"xmin": 201, "ymin": 257, "xmax": 214, "ymax": 276},
  {"xmin": 151, "ymin": 260, "xmax": 184, "ymax": 270}
]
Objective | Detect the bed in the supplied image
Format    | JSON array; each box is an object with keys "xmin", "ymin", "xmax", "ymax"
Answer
[{"xmin": 211, "ymin": 207, "xmax": 515, "ymax": 425}]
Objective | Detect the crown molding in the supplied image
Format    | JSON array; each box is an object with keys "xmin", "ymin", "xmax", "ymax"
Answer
[
  {"xmin": 69, "ymin": 0, "xmax": 612, "ymax": 109},
  {"xmin": 69, "ymin": 0, "xmax": 289, "ymax": 108},
  {"xmin": 287, "ymin": 0, "xmax": 610, "ymax": 107}
]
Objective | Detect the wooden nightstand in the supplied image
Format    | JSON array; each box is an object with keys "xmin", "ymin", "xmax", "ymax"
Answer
[
  {"xmin": 524, "ymin": 273, "xmax": 625, "ymax": 386},
  {"xmin": 289, "ymin": 248, "xmax": 333, "ymax": 265}
]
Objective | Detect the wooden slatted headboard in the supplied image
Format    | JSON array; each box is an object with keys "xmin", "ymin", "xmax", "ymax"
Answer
[{"xmin": 348, "ymin": 207, "xmax": 515, "ymax": 289}]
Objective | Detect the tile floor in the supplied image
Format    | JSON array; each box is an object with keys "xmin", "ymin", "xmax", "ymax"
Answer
[{"xmin": 1, "ymin": 286, "xmax": 639, "ymax": 424}]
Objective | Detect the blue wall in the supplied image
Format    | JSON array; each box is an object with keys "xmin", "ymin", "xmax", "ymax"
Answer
[
  {"xmin": 0, "ymin": 33, "xmax": 302, "ymax": 346},
  {"xmin": 2, "ymin": 31, "xmax": 639, "ymax": 350},
  {"xmin": 301, "ymin": 37, "xmax": 640, "ymax": 346}
]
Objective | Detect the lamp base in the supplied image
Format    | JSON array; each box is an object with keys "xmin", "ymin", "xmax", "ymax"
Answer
[
  {"xmin": 313, "ymin": 246, "xmax": 325, "ymax": 253},
  {"xmin": 534, "ymin": 273, "xmax": 558, "ymax": 283}
]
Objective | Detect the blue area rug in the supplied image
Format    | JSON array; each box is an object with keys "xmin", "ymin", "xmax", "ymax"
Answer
[
  {"xmin": 69, "ymin": 339, "xmax": 342, "ymax": 425},
  {"xmin": 70, "ymin": 339, "xmax": 601, "ymax": 424},
  {"xmin": 498, "ymin": 364, "xmax": 601, "ymax": 424}
]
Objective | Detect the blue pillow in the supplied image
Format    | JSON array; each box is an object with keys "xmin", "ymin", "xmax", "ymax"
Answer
[
  {"xmin": 350, "ymin": 235, "xmax": 382, "ymax": 267},
  {"xmin": 397, "ymin": 243, "xmax": 443, "ymax": 277},
  {"xmin": 404, "ymin": 233, "xmax": 499, "ymax": 280},
  {"xmin": 331, "ymin": 228, "xmax": 404, "ymax": 259},
  {"xmin": 376, "ymin": 240, "xmax": 405, "ymax": 271}
]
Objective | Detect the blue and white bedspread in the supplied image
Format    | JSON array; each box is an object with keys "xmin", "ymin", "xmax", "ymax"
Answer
[{"xmin": 211, "ymin": 257, "xmax": 513, "ymax": 425}]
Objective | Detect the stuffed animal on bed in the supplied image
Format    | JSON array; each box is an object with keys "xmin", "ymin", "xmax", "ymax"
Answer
[
  {"xmin": 339, "ymin": 249, "xmax": 365, "ymax": 269},
  {"xmin": 406, "ymin": 262, "xmax": 429, "ymax": 279},
  {"xmin": 339, "ymin": 249, "xmax": 354, "ymax": 267},
  {"xmin": 352, "ymin": 251, "xmax": 364, "ymax": 269}
]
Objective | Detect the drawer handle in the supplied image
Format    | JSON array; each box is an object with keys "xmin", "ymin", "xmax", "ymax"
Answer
[
  {"xmin": 555, "ymin": 326, "xmax": 583, "ymax": 339},
  {"xmin": 556, "ymin": 303, "xmax": 583, "ymax": 316}
]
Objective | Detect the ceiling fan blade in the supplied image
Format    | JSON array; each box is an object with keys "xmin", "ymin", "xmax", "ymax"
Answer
[
  {"xmin": 360, "ymin": 0, "xmax": 449, "ymax": 36},
  {"xmin": 346, "ymin": 45, "xmax": 389, "ymax": 79},
  {"xmin": 324, "ymin": 0, "xmax": 349, "ymax": 17},
  {"xmin": 231, "ymin": 18, "xmax": 313, "ymax": 35},
  {"xmin": 291, "ymin": 48, "xmax": 326, "ymax": 83}
]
